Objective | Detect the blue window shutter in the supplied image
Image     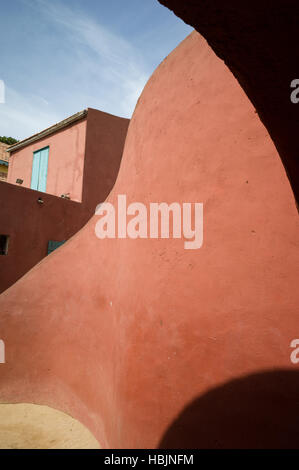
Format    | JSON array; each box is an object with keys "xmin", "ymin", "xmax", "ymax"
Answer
[
  {"xmin": 38, "ymin": 147, "xmax": 49, "ymax": 193},
  {"xmin": 31, "ymin": 151, "xmax": 40, "ymax": 190},
  {"xmin": 31, "ymin": 147, "xmax": 49, "ymax": 192}
]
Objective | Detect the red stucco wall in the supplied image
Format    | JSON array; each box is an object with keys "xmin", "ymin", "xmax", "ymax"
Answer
[
  {"xmin": 83, "ymin": 108, "xmax": 130, "ymax": 213},
  {"xmin": 0, "ymin": 32, "xmax": 298, "ymax": 448},
  {"xmin": 7, "ymin": 119, "xmax": 87, "ymax": 202},
  {"xmin": 0, "ymin": 181, "xmax": 90, "ymax": 294}
]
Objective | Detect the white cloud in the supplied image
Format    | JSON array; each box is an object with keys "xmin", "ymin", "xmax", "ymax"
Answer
[
  {"xmin": 0, "ymin": 86, "xmax": 61, "ymax": 140},
  {"xmin": 1, "ymin": 0, "xmax": 191, "ymax": 140},
  {"xmin": 25, "ymin": 0, "xmax": 149, "ymax": 117}
]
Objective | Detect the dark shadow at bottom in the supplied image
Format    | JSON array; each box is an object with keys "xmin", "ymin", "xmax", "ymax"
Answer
[{"xmin": 159, "ymin": 369, "xmax": 299, "ymax": 449}]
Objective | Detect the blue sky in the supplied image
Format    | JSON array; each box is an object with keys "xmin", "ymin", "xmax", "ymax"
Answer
[{"xmin": 0, "ymin": 0, "xmax": 192, "ymax": 140}]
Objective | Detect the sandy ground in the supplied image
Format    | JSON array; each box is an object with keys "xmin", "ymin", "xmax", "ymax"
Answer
[{"xmin": 0, "ymin": 403, "xmax": 100, "ymax": 449}]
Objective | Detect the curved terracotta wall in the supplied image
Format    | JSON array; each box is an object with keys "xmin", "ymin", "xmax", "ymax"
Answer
[{"xmin": 0, "ymin": 32, "xmax": 298, "ymax": 448}]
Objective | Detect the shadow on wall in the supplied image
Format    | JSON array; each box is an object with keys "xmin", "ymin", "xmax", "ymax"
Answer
[
  {"xmin": 158, "ymin": 0, "xmax": 299, "ymax": 207},
  {"xmin": 159, "ymin": 370, "xmax": 299, "ymax": 449}
]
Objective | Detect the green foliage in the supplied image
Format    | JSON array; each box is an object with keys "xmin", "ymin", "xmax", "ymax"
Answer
[{"xmin": 0, "ymin": 136, "xmax": 19, "ymax": 145}]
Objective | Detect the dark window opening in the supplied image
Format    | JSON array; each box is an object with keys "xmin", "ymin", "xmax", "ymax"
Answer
[{"xmin": 0, "ymin": 235, "xmax": 9, "ymax": 255}]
